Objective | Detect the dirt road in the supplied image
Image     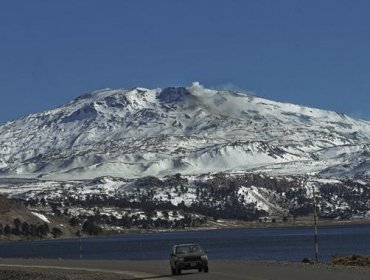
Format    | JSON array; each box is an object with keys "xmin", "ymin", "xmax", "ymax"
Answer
[{"xmin": 0, "ymin": 258, "xmax": 370, "ymax": 280}]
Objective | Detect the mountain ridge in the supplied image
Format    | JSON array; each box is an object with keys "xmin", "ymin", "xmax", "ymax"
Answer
[{"xmin": 1, "ymin": 82, "xmax": 370, "ymax": 180}]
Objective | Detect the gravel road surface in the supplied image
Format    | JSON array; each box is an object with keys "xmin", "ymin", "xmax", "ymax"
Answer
[{"xmin": 1, "ymin": 258, "xmax": 370, "ymax": 280}]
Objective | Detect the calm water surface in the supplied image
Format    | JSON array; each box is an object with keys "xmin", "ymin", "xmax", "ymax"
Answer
[{"xmin": 1, "ymin": 224, "xmax": 370, "ymax": 262}]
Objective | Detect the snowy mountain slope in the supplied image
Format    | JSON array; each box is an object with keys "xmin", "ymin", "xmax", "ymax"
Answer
[
  {"xmin": 1, "ymin": 82, "xmax": 370, "ymax": 180},
  {"xmin": 2, "ymin": 172, "xmax": 369, "ymax": 220}
]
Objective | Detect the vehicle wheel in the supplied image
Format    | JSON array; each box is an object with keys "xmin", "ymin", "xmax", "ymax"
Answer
[
  {"xmin": 176, "ymin": 267, "xmax": 182, "ymax": 275},
  {"xmin": 204, "ymin": 266, "xmax": 209, "ymax": 273},
  {"xmin": 171, "ymin": 267, "xmax": 176, "ymax": 275},
  {"xmin": 198, "ymin": 268, "xmax": 203, "ymax": 272}
]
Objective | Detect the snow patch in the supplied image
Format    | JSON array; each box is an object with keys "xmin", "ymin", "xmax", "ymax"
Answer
[{"xmin": 31, "ymin": 212, "xmax": 50, "ymax": 223}]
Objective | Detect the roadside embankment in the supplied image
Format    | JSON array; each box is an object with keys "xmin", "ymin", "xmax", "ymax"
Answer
[{"xmin": 1, "ymin": 259, "xmax": 370, "ymax": 280}]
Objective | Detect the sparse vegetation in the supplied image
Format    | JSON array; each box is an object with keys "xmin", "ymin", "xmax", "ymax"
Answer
[
  {"xmin": 0, "ymin": 219, "xmax": 54, "ymax": 239},
  {"xmin": 332, "ymin": 255, "xmax": 370, "ymax": 266},
  {"xmin": 2, "ymin": 173, "xmax": 370, "ymax": 238}
]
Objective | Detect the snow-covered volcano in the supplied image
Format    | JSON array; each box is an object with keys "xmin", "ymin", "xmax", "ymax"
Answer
[{"xmin": 1, "ymin": 82, "xmax": 370, "ymax": 180}]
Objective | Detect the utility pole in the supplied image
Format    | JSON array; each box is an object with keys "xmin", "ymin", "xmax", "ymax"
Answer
[
  {"xmin": 77, "ymin": 230, "xmax": 82, "ymax": 259},
  {"xmin": 312, "ymin": 185, "xmax": 319, "ymax": 263}
]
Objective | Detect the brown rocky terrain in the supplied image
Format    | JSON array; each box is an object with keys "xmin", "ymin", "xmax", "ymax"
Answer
[{"xmin": 0, "ymin": 195, "xmax": 42, "ymax": 225}]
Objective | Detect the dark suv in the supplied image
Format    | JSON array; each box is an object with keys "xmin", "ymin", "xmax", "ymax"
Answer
[{"xmin": 170, "ymin": 243, "xmax": 209, "ymax": 275}]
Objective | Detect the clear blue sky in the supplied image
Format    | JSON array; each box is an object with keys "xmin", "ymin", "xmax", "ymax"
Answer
[{"xmin": 1, "ymin": 0, "xmax": 370, "ymax": 123}]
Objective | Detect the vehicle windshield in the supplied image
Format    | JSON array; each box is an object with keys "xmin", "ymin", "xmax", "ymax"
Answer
[{"xmin": 175, "ymin": 245, "xmax": 202, "ymax": 254}]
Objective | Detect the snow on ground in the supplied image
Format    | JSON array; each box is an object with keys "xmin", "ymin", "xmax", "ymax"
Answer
[
  {"xmin": 312, "ymin": 178, "xmax": 342, "ymax": 185},
  {"xmin": 31, "ymin": 212, "xmax": 50, "ymax": 223},
  {"xmin": 152, "ymin": 187, "xmax": 197, "ymax": 206},
  {"xmin": 1, "ymin": 83, "xmax": 370, "ymax": 180},
  {"xmin": 237, "ymin": 185, "xmax": 283, "ymax": 213}
]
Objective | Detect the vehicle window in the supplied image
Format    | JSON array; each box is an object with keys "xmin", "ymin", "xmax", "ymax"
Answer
[{"xmin": 176, "ymin": 245, "xmax": 202, "ymax": 254}]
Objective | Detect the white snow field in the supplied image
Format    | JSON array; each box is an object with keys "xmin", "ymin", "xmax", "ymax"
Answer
[{"xmin": 0, "ymin": 82, "xmax": 370, "ymax": 181}]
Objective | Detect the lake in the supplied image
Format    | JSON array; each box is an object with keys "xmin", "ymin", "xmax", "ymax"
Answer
[{"xmin": 1, "ymin": 224, "xmax": 370, "ymax": 262}]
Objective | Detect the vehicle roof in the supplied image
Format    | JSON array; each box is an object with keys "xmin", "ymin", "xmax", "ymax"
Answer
[{"xmin": 173, "ymin": 243, "xmax": 200, "ymax": 247}]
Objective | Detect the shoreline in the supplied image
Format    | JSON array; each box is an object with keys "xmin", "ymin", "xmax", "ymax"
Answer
[{"xmin": 1, "ymin": 218, "xmax": 370, "ymax": 243}]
